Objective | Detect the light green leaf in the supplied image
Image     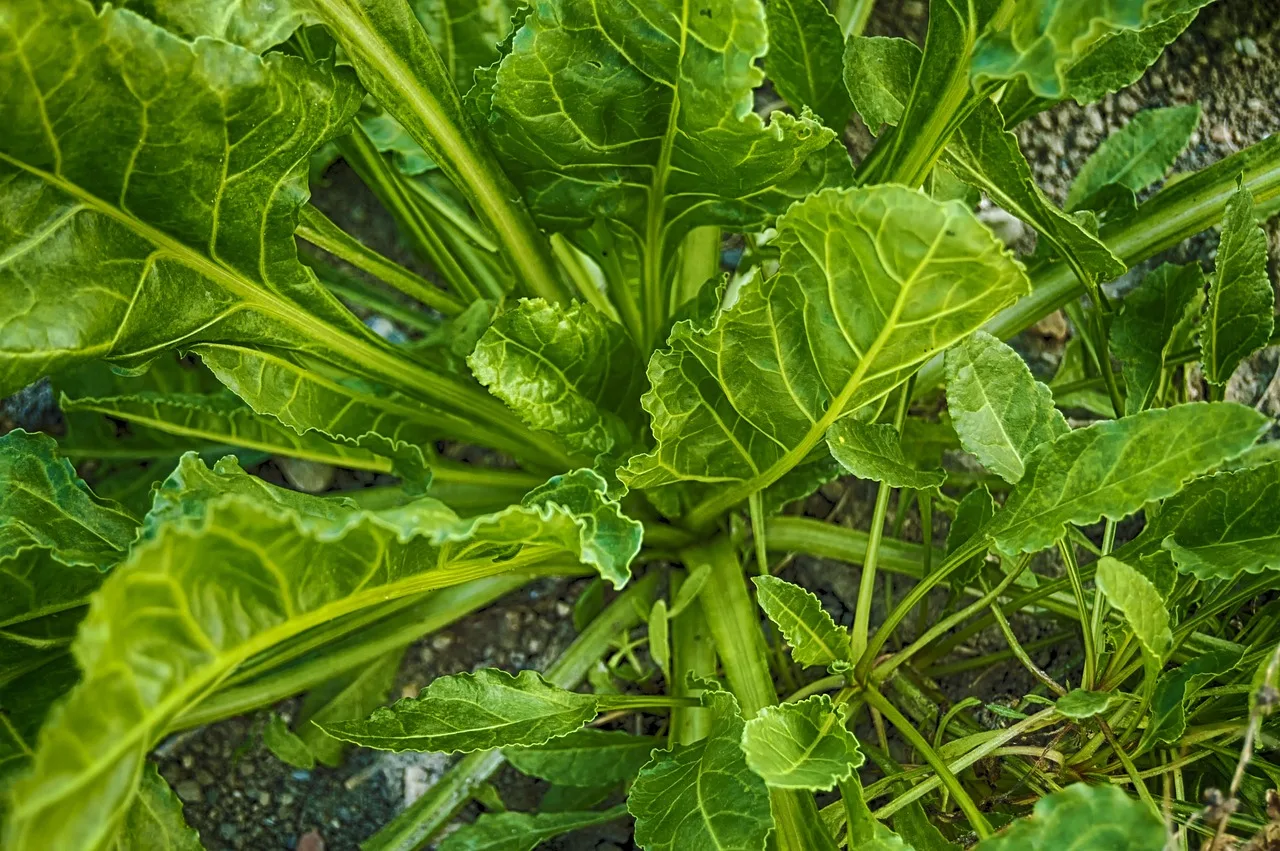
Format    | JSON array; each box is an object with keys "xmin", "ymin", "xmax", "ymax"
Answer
[
  {"xmin": 629, "ymin": 686, "xmax": 772, "ymax": 851},
  {"xmin": 649, "ymin": 599, "xmax": 671, "ymax": 682},
  {"xmin": 767, "ymin": 0, "xmax": 852, "ymax": 130},
  {"xmin": 946, "ymin": 485, "xmax": 996, "ymax": 588},
  {"xmin": 836, "ymin": 773, "xmax": 914, "ymax": 850},
  {"xmin": 263, "ymin": 715, "xmax": 317, "ymax": 770},
  {"xmin": 296, "ymin": 648, "xmax": 405, "ymax": 767},
  {"xmin": 437, "ymin": 805, "xmax": 628, "ymax": 851},
  {"xmin": 741, "ymin": 695, "xmax": 862, "ymax": 791},
  {"xmin": 971, "ymin": 1, "xmax": 1206, "ymax": 100},
  {"xmin": 1066, "ymin": 105, "xmax": 1201, "ymax": 212},
  {"xmin": 112, "ymin": 763, "xmax": 204, "ymax": 851},
  {"xmin": 1050, "ymin": 338, "xmax": 1116, "ymax": 417},
  {"xmin": 124, "ymin": 0, "xmax": 313, "ymax": 52},
  {"xmin": 469, "ymin": 299, "xmax": 645, "ymax": 459},
  {"xmin": 4, "ymin": 456, "xmax": 638, "ymax": 851},
  {"xmin": 1054, "ymin": 689, "xmax": 1112, "ymax": 720},
  {"xmin": 1095, "ymin": 557, "xmax": 1171, "ymax": 668},
  {"xmin": 1111, "ymin": 263, "xmax": 1205, "ymax": 415},
  {"xmin": 667, "ymin": 564, "xmax": 711, "ymax": 619},
  {"xmin": 414, "ymin": 0, "xmax": 519, "ymax": 92},
  {"xmin": 894, "ymin": 799, "xmax": 960, "ymax": 851},
  {"xmin": 505, "ymin": 729, "xmax": 662, "ymax": 787},
  {"xmin": 486, "ymin": 0, "xmax": 852, "ymax": 273},
  {"xmin": 1137, "ymin": 648, "xmax": 1242, "ymax": 754},
  {"xmin": 826, "ymin": 421, "xmax": 947, "ymax": 490},
  {"xmin": 987, "ymin": 403, "xmax": 1269, "ymax": 555},
  {"xmin": 974, "ymin": 783, "xmax": 1164, "ymax": 850},
  {"xmin": 1055, "ymin": 11, "xmax": 1205, "ymax": 105},
  {"xmin": 621, "ymin": 186, "xmax": 1029, "ymax": 526},
  {"xmin": 945, "ymin": 332, "xmax": 1069, "ymax": 484},
  {"xmin": 1202, "ymin": 185, "xmax": 1276, "ymax": 385},
  {"xmin": 753, "ymin": 576, "xmax": 849, "ymax": 668},
  {"xmin": 319, "ymin": 669, "xmax": 597, "ymax": 753},
  {"xmin": 1124, "ymin": 463, "xmax": 1280, "ymax": 580},
  {"xmin": 842, "ymin": 37, "xmax": 919, "ymax": 135}
]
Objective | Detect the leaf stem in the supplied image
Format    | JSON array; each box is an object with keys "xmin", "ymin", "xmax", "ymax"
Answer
[{"xmin": 1057, "ymin": 539, "xmax": 1097, "ymax": 689}]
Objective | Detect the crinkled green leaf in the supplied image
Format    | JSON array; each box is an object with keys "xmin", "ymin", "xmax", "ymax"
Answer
[
  {"xmin": 263, "ymin": 715, "xmax": 316, "ymax": 770},
  {"xmin": 320, "ymin": 669, "xmax": 596, "ymax": 753},
  {"xmin": 974, "ymin": 783, "xmax": 1164, "ymax": 850},
  {"xmin": 1095, "ymin": 556, "xmax": 1171, "ymax": 669},
  {"xmin": 1111, "ymin": 263, "xmax": 1205, "ymax": 415},
  {"xmin": 112, "ymin": 763, "xmax": 204, "ymax": 851},
  {"xmin": 1137, "ymin": 648, "xmax": 1242, "ymax": 754},
  {"xmin": 826, "ymin": 421, "xmax": 946, "ymax": 490},
  {"xmin": 505, "ymin": 729, "xmax": 662, "ymax": 787},
  {"xmin": 486, "ymin": 0, "xmax": 852, "ymax": 264},
  {"xmin": 945, "ymin": 332, "xmax": 1069, "ymax": 484},
  {"xmin": 469, "ymin": 299, "xmax": 645, "ymax": 459},
  {"xmin": 628, "ymin": 686, "xmax": 772, "ymax": 851},
  {"xmin": 842, "ymin": 37, "xmax": 918, "ymax": 136},
  {"xmin": 4, "ymin": 456, "xmax": 638, "ymax": 850},
  {"xmin": 767, "ymin": 0, "xmax": 852, "ymax": 130},
  {"xmin": 1055, "ymin": 689, "xmax": 1112, "ymax": 720},
  {"xmin": 437, "ymin": 804, "xmax": 628, "ymax": 851},
  {"xmin": 1202, "ymin": 185, "xmax": 1276, "ymax": 385},
  {"xmin": 1066, "ymin": 105, "xmax": 1200, "ymax": 212},
  {"xmin": 741, "ymin": 695, "xmax": 862, "ymax": 791},
  {"xmin": 621, "ymin": 186, "xmax": 1029, "ymax": 525},
  {"xmin": 123, "ymin": 0, "xmax": 313, "ymax": 52},
  {"xmin": 1123, "ymin": 463, "xmax": 1280, "ymax": 580},
  {"xmin": 296, "ymin": 648, "xmax": 404, "ymax": 767},
  {"xmin": 971, "ymin": 1, "xmax": 1207, "ymax": 100},
  {"xmin": 414, "ymin": 0, "xmax": 519, "ymax": 92},
  {"xmin": 987, "ymin": 403, "xmax": 1269, "ymax": 555},
  {"xmin": 752, "ymin": 576, "xmax": 849, "ymax": 668}
]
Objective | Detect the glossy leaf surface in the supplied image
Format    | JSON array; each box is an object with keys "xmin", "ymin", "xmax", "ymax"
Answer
[
  {"xmin": 753, "ymin": 576, "xmax": 849, "ymax": 668},
  {"xmin": 741, "ymin": 695, "xmax": 862, "ymax": 790}
]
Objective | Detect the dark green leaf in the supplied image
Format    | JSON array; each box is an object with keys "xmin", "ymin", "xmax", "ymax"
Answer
[
  {"xmin": 628, "ymin": 686, "xmax": 772, "ymax": 851},
  {"xmin": 1055, "ymin": 689, "xmax": 1112, "ymax": 720},
  {"xmin": 437, "ymin": 805, "xmax": 628, "ymax": 851},
  {"xmin": 320, "ymin": 669, "xmax": 598, "ymax": 753},
  {"xmin": 297, "ymin": 648, "xmax": 405, "ymax": 767},
  {"xmin": 740, "ymin": 695, "xmax": 862, "ymax": 791},
  {"xmin": 622, "ymin": 185, "xmax": 1029, "ymax": 525},
  {"xmin": 1111, "ymin": 263, "xmax": 1205, "ymax": 415},
  {"xmin": 1094, "ymin": 557, "xmax": 1171, "ymax": 670},
  {"xmin": 1066, "ymin": 105, "xmax": 1201, "ymax": 212},
  {"xmin": 414, "ymin": 0, "xmax": 519, "ymax": 92},
  {"xmin": 767, "ymin": 0, "xmax": 852, "ymax": 130},
  {"xmin": 842, "ymin": 37, "xmax": 919, "ymax": 135},
  {"xmin": 1050, "ymin": 338, "xmax": 1116, "ymax": 417},
  {"xmin": 826, "ymin": 421, "xmax": 947, "ymax": 490},
  {"xmin": 1202, "ymin": 185, "xmax": 1276, "ymax": 385},
  {"xmin": 263, "ymin": 715, "xmax": 316, "ymax": 770},
  {"xmin": 505, "ymin": 729, "xmax": 662, "ymax": 787},
  {"xmin": 470, "ymin": 299, "xmax": 645, "ymax": 459},
  {"xmin": 112, "ymin": 763, "xmax": 204, "ymax": 851},
  {"xmin": 946, "ymin": 485, "xmax": 996, "ymax": 588},
  {"xmin": 1137, "ymin": 648, "xmax": 1243, "ymax": 754},
  {"xmin": 752, "ymin": 576, "xmax": 849, "ymax": 668},
  {"xmin": 837, "ymin": 773, "xmax": 913, "ymax": 850},
  {"xmin": 945, "ymin": 332, "xmax": 1069, "ymax": 484},
  {"xmin": 893, "ymin": 799, "xmax": 960, "ymax": 851},
  {"xmin": 987, "ymin": 403, "xmax": 1269, "ymax": 555},
  {"xmin": 974, "ymin": 783, "xmax": 1164, "ymax": 850}
]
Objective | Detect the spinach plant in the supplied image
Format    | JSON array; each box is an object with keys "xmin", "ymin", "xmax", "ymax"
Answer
[{"xmin": 2, "ymin": 0, "xmax": 1279, "ymax": 848}]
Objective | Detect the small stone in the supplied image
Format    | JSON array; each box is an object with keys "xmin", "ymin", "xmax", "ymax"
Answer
[
  {"xmin": 1085, "ymin": 108, "xmax": 1104, "ymax": 135},
  {"xmin": 181, "ymin": 755, "xmax": 195, "ymax": 770},
  {"xmin": 1235, "ymin": 37, "xmax": 1261, "ymax": 59},
  {"xmin": 258, "ymin": 791, "xmax": 271, "ymax": 806},
  {"xmin": 1211, "ymin": 123, "xmax": 1234, "ymax": 145},
  {"xmin": 176, "ymin": 780, "xmax": 202, "ymax": 802},
  {"xmin": 504, "ymin": 611, "xmax": 522, "ymax": 631},
  {"xmin": 554, "ymin": 601, "xmax": 572, "ymax": 617},
  {"xmin": 430, "ymin": 633, "xmax": 454, "ymax": 651},
  {"xmin": 238, "ymin": 761, "xmax": 255, "ymax": 778},
  {"xmin": 280, "ymin": 793, "xmax": 296, "ymax": 807},
  {"xmin": 1117, "ymin": 93, "xmax": 1140, "ymax": 113},
  {"xmin": 297, "ymin": 830, "xmax": 326, "ymax": 851},
  {"xmin": 1036, "ymin": 112, "xmax": 1054, "ymax": 131},
  {"xmin": 1248, "ymin": 97, "xmax": 1265, "ymax": 111},
  {"xmin": 219, "ymin": 823, "xmax": 238, "ymax": 841},
  {"xmin": 1047, "ymin": 136, "xmax": 1065, "ymax": 157}
]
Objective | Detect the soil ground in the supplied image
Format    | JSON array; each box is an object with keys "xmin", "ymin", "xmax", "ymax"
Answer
[{"xmin": 3, "ymin": 2, "xmax": 1278, "ymax": 849}]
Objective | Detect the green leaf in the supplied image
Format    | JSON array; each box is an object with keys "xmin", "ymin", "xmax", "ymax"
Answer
[
  {"xmin": 649, "ymin": 599, "xmax": 671, "ymax": 682},
  {"xmin": 414, "ymin": 0, "xmax": 519, "ymax": 92},
  {"xmin": 628, "ymin": 686, "xmax": 772, "ymax": 851},
  {"xmin": 0, "ymin": 653, "xmax": 80, "ymax": 793},
  {"xmin": 974, "ymin": 783, "xmax": 1164, "ymax": 850},
  {"xmin": 1054, "ymin": 689, "xmax": 1112, "ymax": 720},
  {"xmin": 667, "ymin": 564, "xmax": 711, "ymax": 619},
  {"xmin": 1050, "ymin": 338, "xmax": 1116, "ymax": 418},
  {"xmin": 1111, "ymin": 263, "xmax": 1205, "ymax": 415},
  {"xmin": 319, "ymin": 669, "xmax": 598, "ymax": 753},
  {"xmin": 437, "ymin": 805, "xmax": 628, "ymax": 851},
  {"xmin": 1055, "ymin": 11, "xmax": 1204, "ymax": 105},
  {"xmin": 4, "ymin": 456, "xmax": 638, "ymax": 850},
  {"xmin": 893, "ymin": 800, "xmax": 960, "ymax": 851},
  {"xmin": 1137, "ymin": 648, "xmax": 1243, "ymax": 754},
  {"xmin": 752, "ymin": 576, "xmax": 849, "ymax": 668},
  {"xmin": 837, "ymin": 773, "xmax": 913, "ymax": 850},
  {"xmin": 825, "ymin": 421, "xmax": 947, "ymax": 490},
  {"xmin": 469, "ymin": 299, "xmax": 645, "ymax": 459},
  {"xmin": 125, "ymin": 0, "xmax": 312, "ymax": 52},
  {"xmin": 296, "ymin": 648, "xmax": 405, "ymax": 767},
  {"xmin": 621, "ymin": 185, "xmax": 1029, "ymax": 525},
  {"xmin": 112, "ymin": 763, "xmax": 203, "ymax": 851},
  {"xmin": 842, "ymin": 37, "xmax": 919, "ymax": 135},
  {"xmin": 971, "ymin": 2, "xmax": 1205, "ymax": 100},
  {"xmin": 766, "ymin": 0, "xmax": 852, "ymax": 130},
  {"xmin": 741, "ymin": 695, "xmax": 862, "ymax": 791},
  {"xmin": 1202, "ymin": 185, "xmax": 1276, "ymax": 385},
  {"xmin": 946, "ymin": 485, "xmax": 996, "ymax": 588},
  {"xmin": 263, "ymin": 715, "xmax": 317, "ymax": 770},
  {"xmin": 944, "ymin": 332, "xmax": 1069, "ymax": 484},
  {"xmin": 1124, "ymin": 463, "xmax": 1280, "ymax": 580},
  {"xmin": 1066, "ymin": 105, "xmax": 1201, "ymax": 212},
  {"xmin": 987, "ymin": 403, "xmax": 1269, "ymax": 555},
  {"xmin": 505, "ymin": 729, "xmax": 662, "ymax": 787},
  {"xmin": 1095, "ymin": 556, "xmax": 1171, "ymax": 669},
  {"xmin": 486, "ymin": 0, "xmax": 852, "ymax": 275}
]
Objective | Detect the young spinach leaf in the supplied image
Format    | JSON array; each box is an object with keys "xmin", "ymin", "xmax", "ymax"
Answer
[
  {"xmin": 741, "ymin": 695, "xmax": 862, "ymax": 791},
  {"xmin": 1111, "ymin": 263, "xmax": 1205, "ymax": 415},
  {"xmin": 1201, "ymin": 185, "xmax": 1276, "ymax": 385},
  {"xmin": 506, "ymin": 729, "xmax": 663, "ymax": 788},
  {"xmin": 1066, "ymin": 105, "xmax": 1201, "ymax": 213},
  {"xmin": 752, "ymin": 576, "xmax": 850, "ymax": 669},
  {"xmin": 437, "ymin": 805, "xmax": 629, "ymax": 851},
  {"xmin": 974, "ymin": 783, "xmax": 1163, "ymax": 850}
]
